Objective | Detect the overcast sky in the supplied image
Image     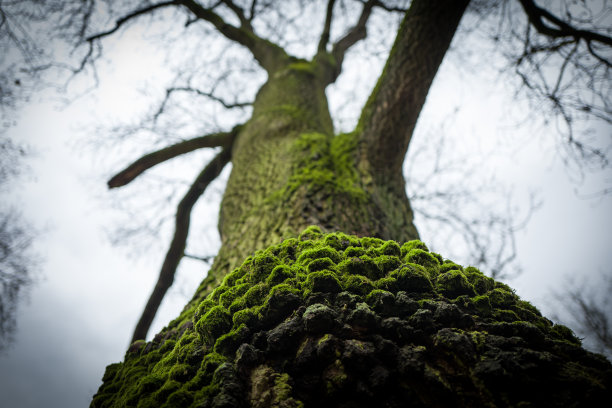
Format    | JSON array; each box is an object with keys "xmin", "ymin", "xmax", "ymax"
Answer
[{"xmin": 1, "ymin": 6, "xmax": 611, "ymax": 408}]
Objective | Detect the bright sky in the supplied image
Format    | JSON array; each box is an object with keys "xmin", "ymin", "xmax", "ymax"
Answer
[{"xmin": 1, "ymin": 6, "xmax": 611, "ymax": 408}]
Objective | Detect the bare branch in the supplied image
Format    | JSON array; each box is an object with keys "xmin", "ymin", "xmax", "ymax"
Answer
[
  {"xmin": 183, "ymin": 253, "xmax": 214, "ymax": 263},
  {"xmin": 178, "ymin": 0, "xmax": 287, "ymax": 72},
  {"xmin": 518, "ymin": 0, "xmax": 612, "ymax": 47},
  {"xmin": 248, "ymin": 0, "xmax": 258, "ymax": 23},
  {"xmin": 317, "ymin": 0, "xmax": 337, "ymax": 52},
  {"xmin": 330, "ymin": 0, "xmax": 376, "ymax": 68},
  {"xmin": 156, "ymin": 87, "xmax": 252, "ymax": 118},
  {"xmin": 131, "ymin": 146, "xmax": 232, "ymax": 342},
  {"xmin": 221, "ymin": 0, "xmax": 253, "ymax": 31},
  {"xmin": 108, "ymin": 128, "xmax": 238, "ymax": 189},
  {"xmin": 85, "ymin": 1, "xmax": 180, "ymax": 42}
]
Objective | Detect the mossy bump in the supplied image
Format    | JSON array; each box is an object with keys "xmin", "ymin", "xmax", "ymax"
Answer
[{"xmin": 92, "ymin": 229, "xmax": 612, "ymax": 408}]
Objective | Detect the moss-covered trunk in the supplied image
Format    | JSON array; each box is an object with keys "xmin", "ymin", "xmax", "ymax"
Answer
[
  {"xmin": 92, "ymin": 0, "xmax": 612, "ymax": 406},
  {"xmin": 197, "ymin": 58, "xmax": 419, "ymax": 299}
]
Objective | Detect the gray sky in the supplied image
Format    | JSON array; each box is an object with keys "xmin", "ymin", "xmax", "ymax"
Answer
[{"xmin": 1, "ymin": 6, "xmax": 611, "ymax": 408}]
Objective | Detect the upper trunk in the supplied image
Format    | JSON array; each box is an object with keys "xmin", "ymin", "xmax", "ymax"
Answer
[{"xmin": 202, "ymin": 59, "xmax": 419, "ymax": 295}]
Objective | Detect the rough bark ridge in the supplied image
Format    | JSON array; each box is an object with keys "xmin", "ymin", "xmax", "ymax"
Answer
[{"xmin": 92, "ymin": 0, "xmax": 612, "ymax": 406}]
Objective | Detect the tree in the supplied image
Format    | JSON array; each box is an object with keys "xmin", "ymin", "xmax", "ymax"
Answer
[
  {"xmin": 3, "ymin": 0, "xmax": 612, "ymax": 406},
  {"xmin": 0, "ymin": 136, "xmax": 36, "ymax": 351},
  {"xmin": 554, "ymin": 271, "xmax": 612, "ymax": 359}
]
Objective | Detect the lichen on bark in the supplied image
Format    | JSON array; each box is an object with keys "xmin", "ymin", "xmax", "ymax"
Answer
[{"xmin": 92, "ymin": 228, "xmax": 612, "ymax": 407}]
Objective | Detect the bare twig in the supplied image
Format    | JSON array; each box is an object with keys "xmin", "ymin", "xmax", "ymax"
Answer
[{"xmin": 85, "ymin": 1, "xmax": 180, "ymax": 42}]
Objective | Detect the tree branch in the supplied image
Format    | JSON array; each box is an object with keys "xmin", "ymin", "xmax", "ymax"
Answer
[
  {"xmin": 330, "ymin": 0, "xmax": 376, "ymax": 69},
  {"xmin": 221, "ymin": 0, "xmax": 253, "ymax": 31},
  {"xmin": 108, "ymin": 127, "xmax": 238, "ymax": 188},
  {"xmin": 357, "ymin": 0, "xmax": 470, "ymax": 179},
  {"xmin": 85, "ymin": 1, "xmax": 180, "ymax": 42},
  {"xmin": 518, "ymin": 0, "xmax": 612, "ymax": 46},
  {"xmin": 166, "ymin": 86, "xmax": 252, "ymax": 110},
  {"xmin": 178, "ymin": 0, "xmax": 287, "ymax": 72},
  {"xmin": 131, "ymin": 146, "xmax": 232, "ymax": 343},
  {"xmin": 317, "ymin": 0, "xmax": 337, "ymax": 53}
]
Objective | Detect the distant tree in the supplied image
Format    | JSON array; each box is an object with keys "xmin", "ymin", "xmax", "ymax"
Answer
[
  {"xmin": 0, "ymin": 137, "xmax": 35, "ymax": 351},
  {"xmin": 554, "ymin": 271, "xmax": 612, "ymax": 359}
]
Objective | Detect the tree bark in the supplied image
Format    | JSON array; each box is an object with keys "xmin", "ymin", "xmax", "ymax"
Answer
[{"xmin": 91, "ymin": 1, "xmax": 612, "ymax": 407}]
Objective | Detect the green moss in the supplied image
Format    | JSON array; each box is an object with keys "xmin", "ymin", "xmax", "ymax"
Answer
[
  {"xmin": 218, "ymin": 283, "xmax": 250, "ymax": 308},
  {"xmin": 380, "ymin": 240, "xmax": 401, "ymax": 256},
  {"xmin": 299, "ymin": 225, "xmax": 323, "ymax": 241},
  {"xmin": 345, "ymin": 246, "xmax": 366, "ymax": 257},
  {"xmin": 266, "ymin": 265, "xmax": 294, "ymax": 286},
  {"xmin": 440, "ymin": 261, "xmax": 464, "ymax": 274},
  {"xmin": 168, "ymin": 364, "xmax": 193, "ymax": 383},
  {"xmin": 214, "ymin": 324, "xmax": 250, "ymax": 356},
  {"xmin": 400, "ymin": 240, "xmax": 429, "ymax": 258},
  {"xmin": 492, "ymin": 309, "xmax": 521, "ymax": 322},
  {"xmin": 471, "ymin": 295, "xmax": 492, "ymax": 315},
  {"xmin": 307, "ymin": 257, "xmax": 338, "ymax": 272},
  {"xmin": 463, "ymin": 266, "xmax": 495, "ymax": 295},
  {"xmin": 375, "ymin": 276, "xmax": 399, "ymax": 292},
  {"xmin": 195, "ymin": 306, "xmax": 232, "ymax": 345},
  {"xmin": 252, "ymin": 252, "xmax": 281, "ymax": 282},
  {"xmin": 283, "ymin": 132, "xmax": 366, "ymax": 199},
  {"xmin": 232, "ymin": 305, "xmax": 262, "ymax": 328},
  {"xmin": 436, "ymin": 270, "xmax": 475, "ymax": 298},
  {"xmin": 297, "ymin": 245, "xmax": 342, "ymax": 264},
  {"xmin": 339, "ymin": 255, "xmax": 381, "ymax": 280},
  {"xmin": 551, "ymin": 324, "xmax": 581, "ymax": 345},
  {"xmin": 405, "ymin": 249, "xmax": 440, "ymax": 271},
  {"xmin": 488, "ymin": 287, "xmax": 517, "ymax": 308},
  {"xmin": 288, "ymin": 60, "xmax": 316, "ymax": 75},
  {"xmin": 360, "ymin": 236, "xmax": 385, "ymax": 249},
  {"xmin": 165, "ymin": 388, "xmax": 193, "ymax": 407},
  {"xmin": 324, "ymin": 232, "xmax": 358, "ymax": 251},
  {"xmin": 390, "ymin": 264, "xmax": 433, "ymax": 293},
  {"xmin": 243, "ymin": 282, "xmax": 269, "ymax": 307},
  {"xmin": 304, "ymin": 270, "xmax": 343, "ymax": 294},
  {"xmin": 94, "ymin": 228, "xmax": 598, "ymax": 407},
  {"xmin": 376, "ymin": 255, "xmax": 402, "ymax": 274},
  {"xmin": 343, "ymin": 274, "xmax": 375, "ymax": 296}
]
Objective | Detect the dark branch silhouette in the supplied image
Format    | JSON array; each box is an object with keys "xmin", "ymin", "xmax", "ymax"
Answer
[
  {"xmin": 108, "ymin": 127, "xmax": 238, "ymax": 188},
  {"xmin": 518, "ymin": 0, "xmax": 612, "ymax": 50},
  {"xmin": 85, "ymin": 1, "xmax": 181, "ymax": 43},
  {"xmin": 131, "ymin": 146, "xmax": 233, "ymax": 343}
]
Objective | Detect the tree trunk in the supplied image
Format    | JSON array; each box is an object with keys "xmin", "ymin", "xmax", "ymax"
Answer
[{"xmin": 91, "ymin": 1, "xmax": 612, "ymax": 406}]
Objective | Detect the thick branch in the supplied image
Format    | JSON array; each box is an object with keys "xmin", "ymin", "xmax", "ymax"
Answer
[
  {"xmin": 108, "ymin": 128, "xmax": 237, "ymax": 188},
  {"xmin": 131, "ymin": 147, "xmax": 232, "ymax": 343},
  {"xmin": 357, "ymin": 0, "xmax": 470, "ymax": 180},
  {"xmin": 178, "ymin": 0, "xmax": 287, "ymax": 72},
  {"xmin": 518, "ymin": 0, "xmax": 612, "ymax": 46}
]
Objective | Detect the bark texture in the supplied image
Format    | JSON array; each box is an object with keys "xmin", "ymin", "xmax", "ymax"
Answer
[{"xmin": 92, "ymin": 229, "xmax": 612, "ymax": 407}]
